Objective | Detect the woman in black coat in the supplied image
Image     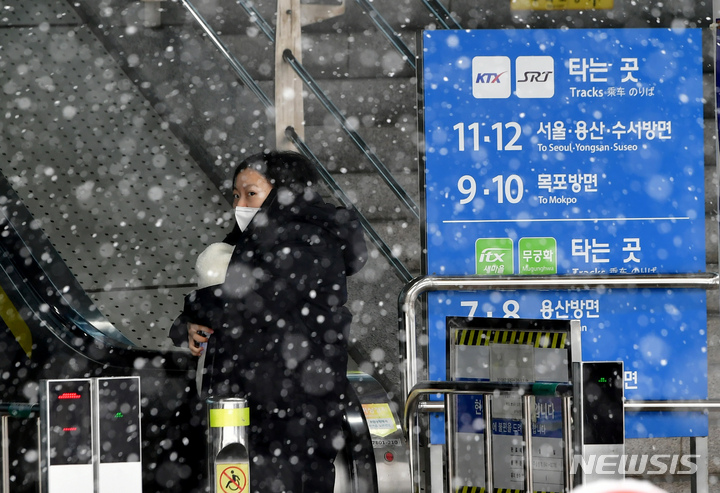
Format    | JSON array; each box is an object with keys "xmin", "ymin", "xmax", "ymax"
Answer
[{"xmin": 171, "ymin": 150, "xmax": 367, "ymax": 493}]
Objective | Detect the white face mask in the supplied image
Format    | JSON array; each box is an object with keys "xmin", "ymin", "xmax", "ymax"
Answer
[{"xmin": 234, "ymin": 206, "xmax": 260, "ymax": 232}]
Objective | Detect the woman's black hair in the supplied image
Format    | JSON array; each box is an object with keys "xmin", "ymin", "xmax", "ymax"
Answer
[{"xmin": 233, "ymin": 150, "xmax": 319, "ymax": 195}]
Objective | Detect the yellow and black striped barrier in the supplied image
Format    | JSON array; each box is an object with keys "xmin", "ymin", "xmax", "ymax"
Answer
[{"xmin": 454, "ymin": 329, "xmax": 567, "ymax": 349}]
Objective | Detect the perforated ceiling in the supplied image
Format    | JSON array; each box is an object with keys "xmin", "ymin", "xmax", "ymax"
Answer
[{"xmin": 1, "ymin": 8, "xmax": 231, "ymax": 348}]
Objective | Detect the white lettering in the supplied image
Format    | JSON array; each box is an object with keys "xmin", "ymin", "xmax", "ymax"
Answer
[
  {"xmin": 596, "ymin": 455, "xmax": 620, "ymax": 474},
  {"xmin": 648, "ymin": 454, "xmax": 670, "ymax": 475},
  {"xmin": 570, "ymin": 87, "xmax": 604, "ymax": 97},
  {"xmin": 571, "ymin": 454, "xmax": 596, "ymax": 475},
  {"xmin": 613, "ymin": 143, "xmax": 638, "ymax": 151},
  {"xmin": 548, "ymin": 196, "xmax": 577, "ymax": 205},
  {"xmin": 624, "ymin": 454, "xmax": 648, "ymax": 475},
  {"xmin": 572, "ymin": 454, "xmax": 700, "ymax": 475},
  {"xmin": 678, "ymin": 454, "xmax": 699, "ymax": 475}
]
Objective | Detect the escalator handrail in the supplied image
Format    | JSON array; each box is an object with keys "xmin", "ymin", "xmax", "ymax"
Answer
[
  {"xmin": 0, "ymin": 172, "xmax": 193, "ymax": 370},
  {"xmin": 0, "ymin": 172, "xmax": 134, "ymax": 348},
  {"xmin": 180, "ymin": 0, "xmax": 274, "ymax": 111},
  {"xmin": 420, "ymin": 0, "xmax": 463, "ymax": 30}
]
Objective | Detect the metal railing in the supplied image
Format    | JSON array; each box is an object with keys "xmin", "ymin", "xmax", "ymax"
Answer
[
  {"xmin": 623, "ymin": 400, "xmax": 720, "ymax": 493},
  {"xmin": 286, "ymin": 126, "xmax": 413, "ymax": 283},
  {"xmin": 625, "ymin": 401, "xmax": 720, "ymax": 412},
  {"xmin": 181, "ymin": 0, "xmax": 273, "ymax": 111},
  {"xmin": 235, "ymin": 0, "xmax": 276, "ymax": 41},
  {"xmin": 403, "ymin": 388, "xmax": 720, "ymax": 493},
  {"xmin": 233, "ymin": 0, "xmax": 420, "ymax": 220},
  {"xmin": 282, "ymin": 49, "xmax": 420, "ymax": 219},
  {"xmin": 398, "ymin": 273, "xmax": 720, "ymax": 402},
  {"xmin": 179, "ymin": 0, "xmax": 414, "ymax": 282},
  {"xmin": 421, "ymin": 0, "xmax": 462, "ymax": 30},
  {"xmin": 404, "ymin": 381, "xmax": 574, "ymax": 493},
  {"xmin": 354, "ymin": 0, "xmax": 416, "ymax": 70},
  {"xmin": 0, "ymin": 402, "xmax": 39, "ymax": 418}
]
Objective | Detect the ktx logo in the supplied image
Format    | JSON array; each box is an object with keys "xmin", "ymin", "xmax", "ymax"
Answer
[
  {"xmin": 475, "ymin": 72, "xmax": 507, "ymax": 84},
  {"xmin": 472, "ymin": 56, "xmax": 554, "ymax": 99},
  {"xmin": 472, "ymin": 56, "xmax": 511, "ymax": 99}
]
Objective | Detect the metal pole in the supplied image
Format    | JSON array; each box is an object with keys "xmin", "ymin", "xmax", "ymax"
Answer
[
  {"xmin": 562, "ymin": 396, "xmax": 573, "ymax": 492},
  {"xmin": 690, "ymin": 436, "xmax": 709, "ymax": 493},
  {"xmin": 207, "ymin": 398, "xmax": 250, "ymax": 493},
  {"xmin": 483, "ymin": 394, "xmax": 494, "ymax": 493},
  {"xmin": 523, "ymin": 395, "xmax": 534, "ymax": 493},
  {"xmin": 444, "ymin": 395, "xmax": 453, "ymax": 493},
  {"xmin": 624, "ymin": 400, "xmax": 720, "ymax": 411},
  {"xmin": 2, "ymin": 416, "xmax": 9, "ymax": 493}
]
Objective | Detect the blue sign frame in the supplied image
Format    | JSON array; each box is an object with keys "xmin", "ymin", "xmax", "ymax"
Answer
[{"xmin": 421, "ymin": 28, "xmax": 708, "ymax": 440}]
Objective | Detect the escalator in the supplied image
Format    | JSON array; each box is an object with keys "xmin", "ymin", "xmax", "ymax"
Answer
[
  {"xmin": 1, "ymin": 170, "xmax": 202, "ymax": 492},
  {"xmin": 1, "ymin": 1, "xmax": 410, "ymax": 490},
  {"xmin": 1, "ymin": 169, "xmax": 409, "ymax": 493}
]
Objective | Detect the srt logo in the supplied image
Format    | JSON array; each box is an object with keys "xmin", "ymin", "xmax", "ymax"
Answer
[
  {"xmin": 475, "ymin": 71, "xmax": 507, "ymax": 83},
  {"xmin": 518, "ymin": 70, "xmax": 553, "ymax": 83}
]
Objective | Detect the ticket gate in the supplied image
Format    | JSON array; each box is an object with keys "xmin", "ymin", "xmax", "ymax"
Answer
[
  {"xmin": 39, "ymin": 377, "xmax": 142, "ymax": 493},
  {"xmin": 401, "ymin": 313, "xmax": 626, "ymax": 493},
  {"xmin": 3, "ymin": 373, "xmax": 407, "ymax": 493}
]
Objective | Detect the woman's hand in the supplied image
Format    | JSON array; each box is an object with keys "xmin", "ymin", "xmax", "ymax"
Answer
[{"xmin": 188, "ymin": 323, "xmax": 214, "ymax": 357}]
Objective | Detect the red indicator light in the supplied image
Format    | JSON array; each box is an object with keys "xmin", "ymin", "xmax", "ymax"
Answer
[
  {"xmin": 384, "ymin": 452, "xmax": 394, "ymax": 463},
  {"xmin": 58, "ymin": 393, "xmax": 82, "ymax": 400},
  {"xmin": 62, "ymin": 427, "xmax": 77, "ymax": 432}
]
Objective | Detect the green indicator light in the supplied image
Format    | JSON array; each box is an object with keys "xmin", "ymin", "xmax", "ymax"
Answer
[
  {"xmin": 115, "ymin": 412, "xmax": 124, "ymax": 418},
  {"xmin": 598, "ymin": 377, "xmax": 608, "ymax": 383}
]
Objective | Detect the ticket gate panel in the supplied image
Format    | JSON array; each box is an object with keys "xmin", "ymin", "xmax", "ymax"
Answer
[
  {"xmin": 39, "ymin": 377, "xmax": 144, "ymax": 493},
  {"xmin": 96, "ymin": 377, "xmax": 142, "ymax": 493},
  {"xmin": 40, "ymin": 379, "xmax": 94, "ymax": 493},
  {"xmin": 576, "ymin": 361, "xmax": 625, "ymax": 485},
  {"xmin": 446, "ymin": 317, "xmax": 580, "ymax": 493}
]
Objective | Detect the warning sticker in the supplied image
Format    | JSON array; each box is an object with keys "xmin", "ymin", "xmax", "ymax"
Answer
[
  {"xmin": 361, "ymin": 403, "xmax": 396, "ymax": 438},
  {"xmin": 216, "ymin": 464, "xmax": 249, "ymax": 493}
]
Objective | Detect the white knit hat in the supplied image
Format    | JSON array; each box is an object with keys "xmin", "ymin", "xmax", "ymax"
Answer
[{"xmin": 195, "ymin": 242, "xmax": 234, "ymax": 288}]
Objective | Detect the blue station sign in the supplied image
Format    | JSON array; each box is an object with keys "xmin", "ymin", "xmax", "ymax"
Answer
[{"xmin": 421, "ymin": 28, "xmax": 707, "ymax": 439}]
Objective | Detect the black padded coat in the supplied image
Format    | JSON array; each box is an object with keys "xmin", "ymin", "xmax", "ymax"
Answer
[{"xmin": 170, "ymin": 188, "xmax": 367, "ymax": 417}]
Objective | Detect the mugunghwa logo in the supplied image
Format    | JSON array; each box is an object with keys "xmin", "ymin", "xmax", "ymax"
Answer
[
  {"xmin": 472, "ymin": 56, "xmax": 511, "ymax": 99},
  {"xmin": 572, "ymin": 454, "xmax": 699, "ymax": 475},
  {"xmin": 472, "ymin": 55, "xmax": 555, "ymax": 99}
]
